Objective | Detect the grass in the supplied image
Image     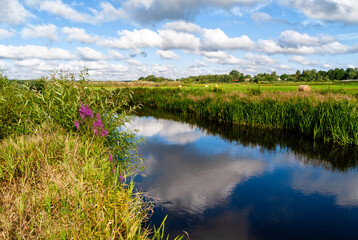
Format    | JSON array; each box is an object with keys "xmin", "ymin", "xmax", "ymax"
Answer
[
  {"xmin": 0, "ymin": 125, "xmax": 155, "ymax": 239},
  {"xmin": 125, "ymin": 86, "xmax": 358, "ymax": 145},
  {"xmin": 0, "ymin": 71, "xmax": 183, "ymax": 239}
]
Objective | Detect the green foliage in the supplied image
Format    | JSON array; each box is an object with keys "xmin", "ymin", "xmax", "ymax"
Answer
[
  {"xmin": 139, "ymin": 75, "xmax": 173, "ymax": 82},
  {"xmin": 0, "ymin": 69, "xmax": 173, "ymax": 239},
  {"xmin": 130, "ymin": 87, "xmax": 358, "ymax": 145}
]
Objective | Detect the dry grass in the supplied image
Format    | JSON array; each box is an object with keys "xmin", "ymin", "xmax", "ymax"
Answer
[{"xmin": 0, "ymin": 126, "xmax": 155, "ymax": 239}]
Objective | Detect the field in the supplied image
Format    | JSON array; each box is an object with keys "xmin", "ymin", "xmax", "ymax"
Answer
[{"xmin": 93, "ymin": 80, "xmax": 358, "ymax": 95}]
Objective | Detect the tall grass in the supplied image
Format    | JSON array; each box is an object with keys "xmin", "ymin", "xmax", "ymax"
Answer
[
  {"xmin": 128, "ymin": 87, "xmax": 358, "ymax": 145},
  {"xmin": 0, "ymin": 70, "xmax": 182, "ymax": 239}
]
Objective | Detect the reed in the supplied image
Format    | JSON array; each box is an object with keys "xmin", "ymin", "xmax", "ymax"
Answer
[
  {"xmin": 128, "ymin": 87, "xmax": 358, "ymax": 145},
  {"xmin": 0, "ymin": 70, "xmax": 181, "ymax": 239}
]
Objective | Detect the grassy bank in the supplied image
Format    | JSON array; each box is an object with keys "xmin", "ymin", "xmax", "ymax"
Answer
[
  {"xmin": 128, "ymin": 87, "xmax": 358, "ymax": 145},
  {"xmin": 0, "ymin": 71, "xmax": 178, "ymax": 239}
]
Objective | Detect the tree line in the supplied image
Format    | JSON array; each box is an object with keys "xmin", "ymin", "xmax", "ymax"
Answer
[{"xmin": 138, "ymin": 67, "xmax": 358, "ymax": 83}]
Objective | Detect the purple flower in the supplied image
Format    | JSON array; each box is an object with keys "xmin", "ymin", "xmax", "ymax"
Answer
[
  {"xmin": 74, "ymin": 120, "xmax": 79, "ymax": 129},
  {"xmin": 79, "ymin": 102, "xmax": 93, "ymax": 119},
  {"xmin": 101, "ymin": 128, "xmax": 109, "ymax": 137},
  {"xmin": 119, "ymin": 172, "xmax": 123, "ymax": 183},
  {"xmin": 109, "ymin": 153, "xmax": 113, "ymax": 162}
]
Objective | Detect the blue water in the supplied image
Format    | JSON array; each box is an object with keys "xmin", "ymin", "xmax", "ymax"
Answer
[{"xmin": 128, "ymin": 115, "xmax": 358, "ymax": 240}]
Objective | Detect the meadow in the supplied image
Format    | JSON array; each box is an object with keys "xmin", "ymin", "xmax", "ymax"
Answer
[
  {"xmin": 113, "ymin": 81, "xmax": 358, "ymax": 145},
  {"xmin": 0, "ymin": 71, "xmax": 181, "ymax": 239}
]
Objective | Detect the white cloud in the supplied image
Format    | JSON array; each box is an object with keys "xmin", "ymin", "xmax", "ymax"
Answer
[
  {"xmin": 98, "ymin": 28, "xmax": 200, "ymax": 51},
  {"xmin": 0, "ymin": 45, "xmax": 74, "ymax": 60},
  {"xmin": 251, "ymin": 12, "xmax": 272, "ymax": 22},
  {"xmin": 76, "ymin": 47, "xmax": 106, "ymax": 61},
  {"xmin": 21, "ymin": 24, "xmax": 59, "ymax": 41},
  {"xmin": 278, "ymin": 30, "xmax": 335, "ymax": 48},
  {"xmin": 118, "ymin": 0, "xmax": 268, "ymax": 23},
  {"xmin": 258, "ymin": 30, "xmax": 358, "ymax": 55},
  {"xmin": 0, "ymin": 29, "xmax": 15, "ymax": 39},
  {"xmin": 201, "ymin": 28, "xmax": 255, "ymax": 51},
  {"xmin": 289, "ymin": 56, "xmax": 320, "ymax": 66},
  {"xmin": 125, "ymin": 59, "xmax": 142, "ymax": 66},
  {"xmin": 163, "ymin": 20, "xmax": 203, "ymax": 34},
  {"xmin": 99, "ymin": 29, "xmax": 162, "ymax": 49},
  {"xmin": 0, "ymin": 0, "xmax": 32, "ymax": 25},
  {"xmin": 156, "ymin": 50, "xmax": 179, "ymax": 59},
  {"xmin": 108, "ymin": 50, "xmax": 124, "ymax": 60},
  {"xmin": 13, "ymin": 58, "xmax": 42, "ymax": 67},
  {"xmin": 280, "ymin": 0, "xmax": 358, "ymax": 24},
  {"xmin": 158, "ymin": 29, "xmax": 200, "ymax": 50},
  {"xmin": 62, "ymin": 27, "xmax": 99, "ymax": 43},
  {"xmin": 36, "ymin": 0, "xmax": 96, "ymax": 24},
  {"xmin": 190, "ymin": 59, "xmax": 207, "ymax": 68}
]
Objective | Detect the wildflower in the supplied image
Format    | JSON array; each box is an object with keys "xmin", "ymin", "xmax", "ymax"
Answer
[
  {"xmin": 109, "ymin": 153, "xmax": 113, "ymax": 162},
  {"xmin": 119, "ymin": 172, "xmax": 123, "ymax": 183},
  {"xmin": 74, "ymin": 120, "xmax": 79, "ymax": 129},
  {"xmin": 101, "ymin": 128, "xmax": 109, "ymax": 137},
  {"xmin": 79, "ymin": 102, "xmax": 93, "ymax": 119}
]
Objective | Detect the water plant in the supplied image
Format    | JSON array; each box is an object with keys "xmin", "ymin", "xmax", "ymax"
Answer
[
  {"xmin": 128, "ymin": 87, "xmax": 358, "ymax": 145},
  {"xmin": 0, "ymin": 70, "xmax": 178, "ymax": 239}
]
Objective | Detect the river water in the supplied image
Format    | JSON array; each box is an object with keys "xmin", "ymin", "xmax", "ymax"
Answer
[{"xmin": 127, "ymin": 109, "xmax": 358, "ymax": 240}]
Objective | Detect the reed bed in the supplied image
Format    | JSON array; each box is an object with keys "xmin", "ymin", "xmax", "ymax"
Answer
[
  {"xmin": 128, "ymin": 87, "xmax": 358, "ymax": 145},
  {"xmin": 0, "ymin": 71, "xmax": 181, "ymax": 239}
]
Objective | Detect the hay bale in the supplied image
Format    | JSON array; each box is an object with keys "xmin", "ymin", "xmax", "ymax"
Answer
[{"xmin": 298, "ymin": 85, "xmax": 311, "ymax": 92}]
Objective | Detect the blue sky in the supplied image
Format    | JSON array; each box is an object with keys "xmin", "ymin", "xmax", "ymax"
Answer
[{"xmin": 0, "ymin": 0, "xmax": 358, "ymax": 80}]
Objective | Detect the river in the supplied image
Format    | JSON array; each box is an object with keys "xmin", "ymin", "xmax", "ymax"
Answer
[{"xmin": 126, "ymin": 109, "xmax": 358, "ymax": 240}]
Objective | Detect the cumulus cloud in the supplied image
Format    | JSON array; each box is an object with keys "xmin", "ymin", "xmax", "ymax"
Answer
[
  {"xmin": 0, "ymin": 0, "xmax": 33, "ymax": 25},
  {"xmin": 21, "ymin": 24, "xmax": 59, "ymax": 41},
  {"xmin": 201, "ymin": 28, "xmax": 255, "ymax": 51},
  {"xmin": 108, "ymin": 50, "xmax": 124, "ymax": 60},
  {"xmin": 62, "ymin": 27, "xmax": 99, "ymax": 43},
  {"xmin": 13, "ymin": 58, "xmax": 42, "ymax": 67},
  {"xmin": 0, "ymin": 29, "xmax": 15, "ymax": 39},
  {"xmin": 278, "ymin": 30, "xmax": 335, "ymax": 48},
  {"xmin": 258, "ymin": 30, "xmax": 358, "ymax": 55},
  {"xmin": 280, "ymin": 0, "xmax": 358, "ymax": 24},
  {"xmin": 289, "ymin": 56, "xmax": 320, "ymax": 66},
  {"xmin": 125, "ymin": 59, "xmax": 142, "ymax": 66},
  {"xmin": 76, "ymin": 47, "xmax": 106, "ymax": 61},
  {"xmin": 37, "ymin": 0, "xmax": 97, "ymax": 24},
  {"xmin": 0, "ymin": 45, "xmax": 74, "ymax": 60},
  {"xmin": 163, "ymin": 20, "xmax": 203, "ymax": 34},
  {"xmin": 156, "ymin": 50, "xmax": 179, "ymax": 59},
  {"xmin": 98, "ymin": 29, "xmax": 201, "ymax": 51}
]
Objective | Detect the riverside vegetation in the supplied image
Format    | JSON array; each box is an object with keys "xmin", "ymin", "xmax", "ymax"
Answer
[
  {"xmin": 0, "ymin": 70, "xmax": 182, "ymax": 239},
  {"xmin": 127, "ymin": 85, "xmax": 358, "ymax": 145}
]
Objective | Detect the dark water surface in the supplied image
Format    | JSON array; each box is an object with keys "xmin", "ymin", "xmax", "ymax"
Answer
[{"xmin": 127, "ymin": 110, "xmax": 358, "ymax": 240}]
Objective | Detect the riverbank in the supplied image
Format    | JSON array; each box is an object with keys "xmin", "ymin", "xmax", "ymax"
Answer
[
  {"xmin": 128, "ymin": 87, "xmax": 358, "ymax": 145},
  {"xmin": 0, "ymin": 72, "xmax": 175, "ymax": 239}
]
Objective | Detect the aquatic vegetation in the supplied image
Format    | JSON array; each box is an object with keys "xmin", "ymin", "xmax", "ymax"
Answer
[{"xmin": 128, "ymin": 87, "xmax": 358, "ymax": 145}]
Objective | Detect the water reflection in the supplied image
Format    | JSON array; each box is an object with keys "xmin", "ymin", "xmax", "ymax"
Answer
[
  {"xmin": 136, "ymin": 108, "xmax": 358, "ymax": 172},
  {"xmin": 128, "ymin": 108, "xmax": 358, "ymax": 239},
  {"xmin": 138, "ymin": 141, "xmax": 265, "ymax": 214}
]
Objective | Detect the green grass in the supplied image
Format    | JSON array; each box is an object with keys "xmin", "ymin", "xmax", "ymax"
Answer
[
  {"xmin": 0, "ymin": 71, "xmax": 183, "ymax": 239},
  {"xmin": 126, "ymin": 86, "xmax": 358, "ymax": 145}
]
